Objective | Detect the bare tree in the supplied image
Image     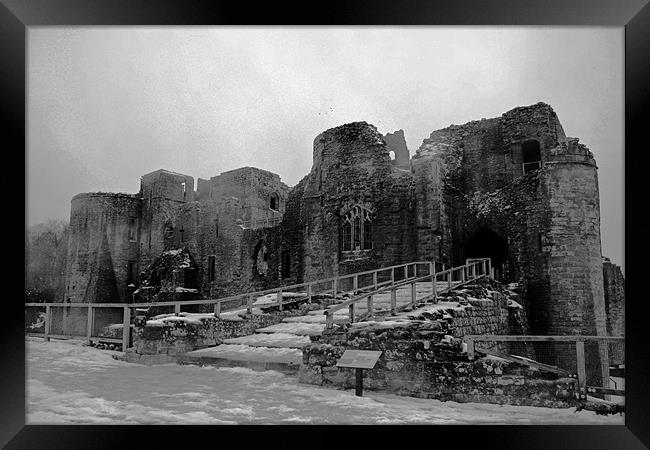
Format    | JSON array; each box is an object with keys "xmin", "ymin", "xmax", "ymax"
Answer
[{"xmin": 25, "ymin": 219, "xmax": 69, "ymax": 303}]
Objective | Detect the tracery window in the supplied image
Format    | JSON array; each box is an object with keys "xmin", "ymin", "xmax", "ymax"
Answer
[{"xmin": 342, "ymin": 205, "xmax": 373, "ymax": 252}]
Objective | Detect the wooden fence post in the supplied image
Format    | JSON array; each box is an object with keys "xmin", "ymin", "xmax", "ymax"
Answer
[
  {"xmin": 576, "ymin": 340, "xmax": 586, "ymax": 399},
  {"xmin": 367, "ymin": 295, "xmax": 374, "ymax": 318},
  {"xmin": 325, "ymin": 312, "xmax": 333, "ymax": 329},
  {"xmin": 465, "ymin": 337, "xmax": 475, "ymax": 359},
  {"xmin": 432, "ymin": 266, "xmax": 437, "ymax": 303},
  {"xmin": 353, "ymin": 275, "xmax": 358, "ymax": 292},
  {"xmin": 277, "ymin": 290, "xmax": 283, "ymax": 311},
  {"xmin": 174, "ymin": 303, "xmax": 181, "ymax": 316},
  {"xmin": 448, "ymin": 269, "xmax": 453, "ymax": 290},
  {"xmin": 332, "ymin": 279, "xmax": 337, "ymax": 299},
  {"xmin": 307, "ymin": 284, "xmax": 312, "ymax": 304},
  {"xmin": 247, "ymin": 294, "xmax": 253, "ymax": 314},
  {"xmin": 214, "ymin": 302, "xmax": 221, "ymax": 318},
  {"xmin": 349, "ymin": 303, "xmax": 355, "ymax": 323},
  {"xmin": 390, "ymin": 289, "xmax": 397, "ymax": 315},
  {"xmin": 373, "ymin": 272, "xmax": 378, "ymax": 290},
  {"xmin": 45, "ymin": 305, "xmax": 51, "ymax": 342},
  {"xmin": 411, "ymin": 282, "xmax": 417, "ymax": 307},
  {"xmin": 122, "ymin": 306, "xmax": 130, "ymax": 351},
  {"xmin": 86, "ymin": 306, "xmax": 93, "ymax": 344}
]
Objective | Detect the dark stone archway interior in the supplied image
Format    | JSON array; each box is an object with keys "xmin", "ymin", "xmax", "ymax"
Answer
[{"xmin": 464, "ymin": 227, "xmax": 513, "ymax": 282}]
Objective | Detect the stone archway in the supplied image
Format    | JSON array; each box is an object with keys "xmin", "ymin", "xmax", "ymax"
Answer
[
  {"xmin": 464, "ymin": 227, "xmax": 514, "ymax": 282},
  {"xmin": 252, "ymin": 240, "xmax": 268, "ymax": 278}
]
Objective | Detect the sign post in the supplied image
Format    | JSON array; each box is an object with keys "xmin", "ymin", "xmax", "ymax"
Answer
[{"xmin": 336, "ymin": 349, "xmax": 382, "ymax": 397}]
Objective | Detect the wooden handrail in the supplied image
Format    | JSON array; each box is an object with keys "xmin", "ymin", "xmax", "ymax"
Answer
[
  {"xmin": 462, "ymin": 334, "xmax": 624, "ymax": 397},
  {"xmin": 323, "ymin": 258, "xmax": 491, "ymax": 329},
  {"xmin": 24, "ymin": 260, "xmax": 436, "ymax": 310},
  {"xmin": 26, "ymin": 257, "xmax": 491, "ymax": 351}
]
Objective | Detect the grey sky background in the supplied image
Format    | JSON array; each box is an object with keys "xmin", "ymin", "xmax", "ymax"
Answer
[{"xmin": 27, "ymin": 27, "xmax": 624, "ymax": 271}]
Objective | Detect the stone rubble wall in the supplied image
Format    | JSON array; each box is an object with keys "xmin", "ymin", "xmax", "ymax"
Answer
[
  {"xmin": 125, "ymin": 301, "xmax": 323, "ymax": 364},
  {"xmin": 299, "ymin": 324, "xmax": 575, "ymax": 408},
  {"xmin": 298, "ymin": 279, "xmax": 572, "ymax": 408}
]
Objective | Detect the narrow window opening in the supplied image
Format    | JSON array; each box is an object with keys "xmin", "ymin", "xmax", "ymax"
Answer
[
  {"xmin": 181, "ymin": 181, "xmax": 187, "ymax": 201},
  {"xmin": 179, "ymin": 228, "xmax": 185, "ymax": 243},
  {"xmin": 165, "ymin": 224, "xmax": 174, "ymax": 240},
  {"xmin": 215, "ymin": 220, "xmax": 219, "ymax": 238},
  {"xmin": 342, "ymin": 219, "xmax": 352, "ymax": 251},
  {"xmin": 128, "ymin": 217, "xmax": 137, "ymax": 241},
  {"xmin": 522, "ymin": 140, "xmax": 542, "ymax": 174},
  {"xmin": 208, "ymin": 255, "xmax": 216, "ymax": 282},
  {"xmin": 127, "ymin": 261, "xmax": 136, "ymax": 285},
  {"xmin": 538, "ymin": 233, "xmax": 543, "ymax": 253},
  {"xmin": 270, "ymin": 193, "xmax": 279, "ymax": 211},
  {"xmin": 363, "ymin": 218, "xmax": 372, "ymax": 250},
  {"xmin": 281, "ymin": 251, "xmax": 291, "ymax": 279},
  {"xmin": 353, "ymin": 217, "xmax": 361, "ymax": 250}
]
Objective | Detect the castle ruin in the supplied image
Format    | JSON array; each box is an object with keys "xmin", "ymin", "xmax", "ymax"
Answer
[{"xmin": 64, "ymin": 102, "xmax": 625, "ymax": 370}]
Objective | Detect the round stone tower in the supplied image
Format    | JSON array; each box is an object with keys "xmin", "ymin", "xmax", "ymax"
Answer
[
  {"xmin": 65, "ymin": 193, "xmax": 142, "ymax": 304},
  {"xmin": 541, "ymin": 138, "xmax": 608, "ymax": 384}
]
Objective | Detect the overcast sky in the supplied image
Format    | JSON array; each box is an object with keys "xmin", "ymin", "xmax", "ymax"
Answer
[{"xmin": 27, "ymin": 27, "xmax": 624, "ymax": 270}]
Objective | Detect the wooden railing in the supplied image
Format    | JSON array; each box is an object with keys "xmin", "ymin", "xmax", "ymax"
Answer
[
  {"xmin": 462, "ymin": 334, "xmax": 625, "ymax": 399},
  {"xmin": 323, "ymin": 258, "xmax": 492, "ymax": 329},
  {"xmin": 25, "ymin": 259, "xmax": 457, "ymax": 351},
  {"xmin": 239, "ymin": 216, "xmax": 283, "ymax": 229}
]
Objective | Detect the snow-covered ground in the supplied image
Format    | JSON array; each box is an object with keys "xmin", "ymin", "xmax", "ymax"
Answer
[{"xmin": 26, "ymin": 337, "xmax": 624, "ymax": 425}]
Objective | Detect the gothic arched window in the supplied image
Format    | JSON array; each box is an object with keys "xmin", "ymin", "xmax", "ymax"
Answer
[{"xmin": 342, "ymin": 205, "xmax": 373, "ymax": 252}]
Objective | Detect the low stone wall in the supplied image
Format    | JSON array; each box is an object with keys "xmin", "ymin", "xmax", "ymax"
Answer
[
  {"xmin": 124, "ymin": 300, "xmax": 322, "ymax": 364},
  {"xmin": 299, "ymin": 278, "xmax": 572, "ymax": 408},
  {"xmin": 299, "ymin": 322, "xmax": 576, "ymax": 408}
]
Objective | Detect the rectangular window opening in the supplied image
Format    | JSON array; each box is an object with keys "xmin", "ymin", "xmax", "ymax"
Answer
[
  {"xmin": 281, "ymin": 251, "xmax": 291, "ymax": 279},
  {"xmin": 208, "ymin": 255, "xmax": 216, "ymax": 282},
  {"xmin": 127, "ymin": 261, "xmax": 136, "ymax": 286},
  {"xmin": 128, "ymin": 217, "xmax": 137, "ymax": 241}
]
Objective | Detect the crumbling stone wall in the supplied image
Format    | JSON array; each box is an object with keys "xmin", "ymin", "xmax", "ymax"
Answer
[
  {"xmin": 412, "ymin": 103, "xmax": 608, "ymax": 384},
  {"xmin": 299, "ymin": 322, "xmax": 575, "ymax": 408},
  {"xmin": 383, "ymin": 129, "xmax": 410, "ymax": 170},
  {"xmin": 126, "ymin": 301, "xmax": 322, "ymax": 363},
  {"xmin": 602, "ymin": 259, "xmax": 625, "ymax": 337},
  {"xmin": 293, "ymin": 122, "xmax": 416, "ymax": 282},
  {"xmin": 602, "ymin": 258, "xmax": 625, "ymax": 366},
  {"xmin": 210, "ymin": 166, "xmax": 290, "ymax": 223}
]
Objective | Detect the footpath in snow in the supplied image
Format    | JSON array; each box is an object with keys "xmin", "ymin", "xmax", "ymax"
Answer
[{"xmin": 26, "ymin": 337, "xmax": 624, "ymax": 425}]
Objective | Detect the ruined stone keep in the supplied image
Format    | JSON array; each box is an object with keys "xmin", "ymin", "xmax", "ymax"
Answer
[{"xmin": 64, "ymin": 102, "xmax": 624, "ymax": 349}]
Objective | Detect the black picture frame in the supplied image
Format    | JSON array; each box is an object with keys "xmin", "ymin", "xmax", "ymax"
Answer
[{"xmin": 3, "ymin": 0, "xmax": 647, "ymax": 448}]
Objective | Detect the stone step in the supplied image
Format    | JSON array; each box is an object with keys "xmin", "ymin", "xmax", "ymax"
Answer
[
  {"xmin": 178, "ymin": 344, "xmax": 303, "ymax": 374},
  {"xmin": 282, "ymin": 314, "xmax": 350, "ymax": 324},
  {"xmin": 223, "ymin": 332, "xmax": 311, "ymax": 349},
  {"xmin": 255, "ymin": 322, "xmax": 325, "ymax": 336}
]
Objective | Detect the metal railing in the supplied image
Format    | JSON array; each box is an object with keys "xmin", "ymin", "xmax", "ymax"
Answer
[
  {"xmin": 25, "ymin": 259, "xmax": 461, "ymax": 351},
  {"xmin": 323, "ymin": 258, "xmax": 492, "ymax": 329},
  {"xmin": 463, "ymin": 334, "xmax": 625, "ymax": 400}
]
